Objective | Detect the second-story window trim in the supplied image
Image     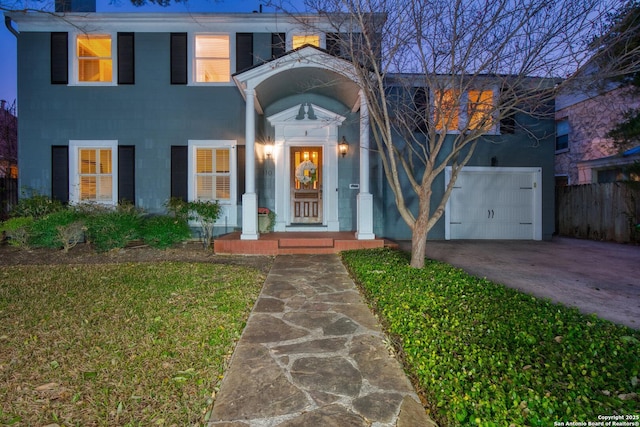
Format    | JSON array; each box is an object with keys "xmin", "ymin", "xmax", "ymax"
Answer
[
  {"xmin": 432, "ymin": 86, "xmax": 499, "ymax": 135},
  {"xmin": 70, "ymin": 32, "xmax": 117, "ymax": 86},
  {"xmin": 189, "ymin": 33, "xmax": 235, "ymax": 86},
  {"xmin": 63, "ymin": 31, "xmax": 135, "ymax": 86}
]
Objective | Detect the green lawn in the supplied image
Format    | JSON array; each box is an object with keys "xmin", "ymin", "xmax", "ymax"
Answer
[
  {"xmin": 341, "ymin": 248, "xmax": 640, "ymax": 427},
  {"xmin": 0, "ymin": 262, "xmax": 266, "ymax": 426},
  {"xmin": 2, "ymin": 250, "xmax": 638, "ymax": 426}
]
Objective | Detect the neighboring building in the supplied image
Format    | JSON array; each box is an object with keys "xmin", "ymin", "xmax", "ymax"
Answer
[
  {"xmin": 555, "ymin": 84, "xmax": 640, "ymax": 185},
  {"xmin": 0, "ymin": 99, "xmax": 18, "ymax": 218},
  {"xmin": 4, "ymin": 9, "xmax": 556, "ymax": 242},
  {"xmin": 0, "ymin": 99, "xmax": 17, "ymax": 180}
]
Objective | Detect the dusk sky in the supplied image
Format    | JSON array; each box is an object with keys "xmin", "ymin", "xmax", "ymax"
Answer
[{"xmin": 0, "ymin": 0, "xmax": 290, "ymax": 110}]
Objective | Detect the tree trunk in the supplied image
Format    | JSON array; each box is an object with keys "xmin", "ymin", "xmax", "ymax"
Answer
[{"xmin": 410, "ymin": 207, "xmax": 430, "ymax": 268}]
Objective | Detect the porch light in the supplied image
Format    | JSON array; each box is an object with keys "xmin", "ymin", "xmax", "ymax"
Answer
[
  {"xmin": 339, "ymin": 136, "xmax": 349, "ymax": 157},
  {"xmin": 264, "ymin": 136, "xmax": 274, "ymax": 159}
]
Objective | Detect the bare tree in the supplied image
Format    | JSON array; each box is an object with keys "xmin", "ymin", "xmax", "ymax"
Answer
[{"xmin": 276, "ymin": 0, "xmax": 640, "ymax": 267}]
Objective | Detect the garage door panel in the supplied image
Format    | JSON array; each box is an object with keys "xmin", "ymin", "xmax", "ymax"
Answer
[
  {"xmin": 450, "ymin": 223, "xmax": 533, "ymax": 240},
  {"xmin": 446, "ymin": 167, "xmax": 540, "ymax": 240}
]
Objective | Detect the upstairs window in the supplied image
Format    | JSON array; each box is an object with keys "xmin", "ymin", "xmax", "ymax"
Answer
[
  {"xmin": 195, "ymin": 35, "xmax": 230, "ymax": 83},
  {"xmin": 292, "ymin": 34, "xmax": 320, "ymax": 49},
  {"xmin": 434, "ymin": 89, "xmax": 460, "ymax": 131},
  {"xmin": 77, "ymin": 34, "xmax": 112, "ymax": 82},
  {"xmin": 556, "ymin": 119, "xmax": 569, "ymax": 152},
  {"xmin": 467, "ymin": 90, "xmax": 494, "ymax": 130}
]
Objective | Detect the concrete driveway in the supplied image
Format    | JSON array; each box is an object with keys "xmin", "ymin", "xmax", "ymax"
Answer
[{"xmin": 411, "ymin": 237, "xmax": 640, "ymax": 329}]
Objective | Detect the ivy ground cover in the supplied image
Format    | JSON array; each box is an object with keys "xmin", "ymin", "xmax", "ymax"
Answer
[
  {"xmin": 0, "ymin": 262, "xmax": 265, "ymax": 426},
  {"xmin": 341, "ymin": 248, "xmax": 639, "ymax": 426}
]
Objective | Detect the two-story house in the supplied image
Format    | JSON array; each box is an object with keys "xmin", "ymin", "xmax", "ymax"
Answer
[{"xmin": 4, "ymin": 8, "xmax": 556, "ymax": 246}]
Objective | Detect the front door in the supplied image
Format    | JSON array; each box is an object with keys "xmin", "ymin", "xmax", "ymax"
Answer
[{"xmin": 290, "ymin": 146, "xmax": 322, "ymax": 224}]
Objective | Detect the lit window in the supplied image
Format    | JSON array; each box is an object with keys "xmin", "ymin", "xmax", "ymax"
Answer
[
  {"xmin": 195, "ymin": 35, "xmax": 230, "ymax": 83},
  {"xmin": 195, "ymin": 147, "xmax": 231, "ymax": 201},
  {"xmin": 78, "ymin": 148, "xmax": 113, "ymax": 201},
  {"xmin": 556, "ymin": 120, "xmax": 569, "ymax": 151},
  {"xmin": 292, "ymin": 34, "xmax": 320, "ymax": 49},
  {"xmin": 434, "ymin": 89, "xmax": 460, "ymax": 131},
  {"xmin": 467, "ymin": 90, "xmax": 494, "ymax": 130},
  {"xmin": 77, "ymin": 35, "xmax": 112, "ymax": 82}
]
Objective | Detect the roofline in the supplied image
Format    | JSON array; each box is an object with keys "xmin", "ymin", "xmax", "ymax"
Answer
[{"xmin": 4, "ymin": 11, "xmax": 380, "ymax": 32}]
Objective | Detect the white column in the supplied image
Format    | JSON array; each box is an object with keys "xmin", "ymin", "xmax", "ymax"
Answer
[
  {"xmin": 356, "ymin": 90, "xmax": 375, "ymax": 240},
  {"xmin": 241, "ymin": 88, "xmax": 259, "ymax": 240}
]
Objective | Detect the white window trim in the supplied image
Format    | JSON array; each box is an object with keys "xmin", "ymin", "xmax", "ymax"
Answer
[
  {"xmin": 188, "ymin": 140, "xmax": 238, "ymax": 227},
  {"xmin": 189, "ymin": 33, "xmax": 235, "ymax": 86},
  {"xmin": 461, "ymin": 89, "xmax": 499, "ymax": 135},
  {"xmin": 431, "ymin": 87, "xmax": 499, "ymax": 135},
  {"xmin": 69, "ymin": 32, "xmax": 118, "ymax": 87},
  {"xmin": 69, "ymin": 140, "xmax": 118, "ymax": 205}
]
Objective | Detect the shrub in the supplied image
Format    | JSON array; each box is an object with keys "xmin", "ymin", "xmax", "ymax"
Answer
[
  {"xmin": 11, "ymin": 192, "xmax": 64, "ymax": 219},
  {"xmin": 164, "ymin": 198, "xmax": 221, "ymax": 249},
  {"xmin": 188, "ymin": 199, "xmax": 221, "ymax": 249},
  {"xmin": 29, "ymin": 210, "xmax": 85, "ymax": 249},
  {"xmin": 0, "ymin": 217, "xmax": 34, "ymax": 248},
  {"xmin": 141, "ymin": 215, "xmax": 191, "ymax": 249},
  {"xmin": 57, "ymin": 221, "xmax": 86, "ymax": 253},
  {"xmin": 84, "ymin": 208, "xmax": 143, "ymax": 252},
  {"xmin": 341, "ymin": 248, "xmax": 640, "ymax": 427},
  {"xmin": 165, "ymin": 197, "xmax": 190, "ymax": 222}
]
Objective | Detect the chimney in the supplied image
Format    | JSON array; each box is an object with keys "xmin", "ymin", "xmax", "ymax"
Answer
[
  {"xmin": 55, "ymin": 0, "xmax": 96, "ymax": 12},
  {"xmin": 0, "ymin": 100, "xmax": 5, "ymax": 111}
]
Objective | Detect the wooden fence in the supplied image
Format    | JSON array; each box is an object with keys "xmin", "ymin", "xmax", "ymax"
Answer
[
  {"xmin": 556, "ymin": 182, "xmax": 640, "ymax": 243},
  {"xmin": 0, "ymin": 177, "xmax": 17, "ymax": 220}
]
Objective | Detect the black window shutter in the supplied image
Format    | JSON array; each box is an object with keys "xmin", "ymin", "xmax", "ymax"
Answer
[
  {"xmin": 237, "ymin": 145, "xmax": 245, "ymax": 201},
  {"xmin": 118, "ymin": 145, "xmax": 135, "ymax": 204},
  {"xmin": 51, "ymin": 32, "xmax": 68, "ymax": 85},
  {"xmin": 118, "ymin": 32, "xmax": 135, "ymax": 85},
  {"xmin": 500, "ymin": 114, "xmax": 516, "ymax": 134},
  {"xmin": 170, "ymin": 33, "xmax": 188, "ymax": 85},
  {"xmin": 413, "ymin": 87, "xmax": 429, "ymax": 133},
  {"xmin": 326, "ymin": 33, "xmax": 340, "ymax": 56},
  {"xmin": 171, "ymin": 146, "xmax": 188, "ymax": 201},
  {"xmin": 236, "ymin": 33, "xmax": 254, "ymax": 72},
  {"xmin": 51, "ymin": 145, "xmax": 69, "ymax": 203},
  {"xmin": 271, "ymin": 33, "xmax": 286, "ymax": 58}
]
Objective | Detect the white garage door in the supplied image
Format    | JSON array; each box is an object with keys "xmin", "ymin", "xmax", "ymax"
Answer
[{"xmin": 445, "ymin": 167, "xmax": 542, "ymax": 240}]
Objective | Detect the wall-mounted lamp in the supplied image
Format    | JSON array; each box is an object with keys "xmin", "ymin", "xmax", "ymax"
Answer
[
  {"xmin": 264, "ymin": 136, "xmax": 274, "ymax": 159},
  {"xmin": 339, "ymin": 136, "xmax": 349, "ymax": 158}
]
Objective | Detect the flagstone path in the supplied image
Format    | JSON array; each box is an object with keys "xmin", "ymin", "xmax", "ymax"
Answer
[{"xmin": 208, "ymin": 254, "xmax": 436, "ymax": 427}]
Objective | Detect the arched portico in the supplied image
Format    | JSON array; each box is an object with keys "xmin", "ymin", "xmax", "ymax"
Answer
[{"xmin": 233, "ymin": 46, "xmax": 375, "ymax": 240}]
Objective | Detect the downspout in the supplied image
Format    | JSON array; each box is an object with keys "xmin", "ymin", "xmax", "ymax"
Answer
[{"xmin": 5, "ymin": 16, "xmax": 19, "ymax": 37}]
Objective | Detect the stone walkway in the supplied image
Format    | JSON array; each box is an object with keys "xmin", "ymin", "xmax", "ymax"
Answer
[{"xmin": 208, "ymin": 254, "xmax": 436, "ymax": 427}]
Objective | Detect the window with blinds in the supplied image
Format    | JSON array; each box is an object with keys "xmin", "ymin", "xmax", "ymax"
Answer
[
  {"xmin": 77, "ymin": 34, "xmax": 112, "ymax": 82},
  {"xmin": 78, "ymin": 148, "xmax": 113, "ymax": 201},
  {"xmin": 195, "ymin": 148, "xmax": 231, "ymax": 201},
  {"xmin": 195, "ymin": 35, "xmax": 230, "ymax": 83}
]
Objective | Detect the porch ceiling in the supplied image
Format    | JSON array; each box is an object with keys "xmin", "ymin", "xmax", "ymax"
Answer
[
  {"xmin": 233, "ymin": 45, "xmax": 362, "ymax": 114},
  {"xmin": 255, "ymin": 67, "xmax": 361, "ymax": 112}
]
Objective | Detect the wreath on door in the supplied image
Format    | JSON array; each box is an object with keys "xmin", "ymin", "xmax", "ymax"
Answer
[{"xmin": 295, "ymin": 160, "xmax": 317, "ymax": 185}]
